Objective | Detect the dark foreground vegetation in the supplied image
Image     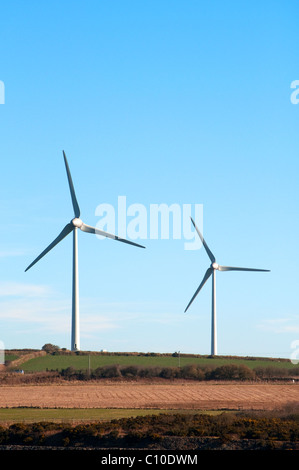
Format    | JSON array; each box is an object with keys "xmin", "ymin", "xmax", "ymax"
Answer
[{"xmin": 0, "ymin": 405, "xmax": 298, "ymax": 450}]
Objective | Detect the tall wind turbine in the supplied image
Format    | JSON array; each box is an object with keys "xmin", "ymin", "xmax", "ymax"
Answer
[
  {"xmin": 184, "ymin": 218, "xmax": 270, "ymax": 356},
  {"xmin": 25, "ymin": 151, "xmax": 145, "ymax": 351}
]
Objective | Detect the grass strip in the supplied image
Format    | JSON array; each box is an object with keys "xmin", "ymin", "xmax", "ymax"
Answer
[{"xmin": 0, "ymin": 407, "xmax": 224, "ymax": 423}]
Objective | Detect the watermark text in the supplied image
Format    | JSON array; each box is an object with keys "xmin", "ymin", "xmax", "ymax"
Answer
[
  {"xmin": 290, "ymin": 340, "xmax": 299, "ymax": 364},
  {"xmin": 290, "ymin": 80, "xmax": 299, "ymax": 104},
  {"xmin": 0, "ymin": 341, "xmax": 4, "ymax": 365},
  {"xmin": 0, "ymin": 81, "xmax": 4, "ymax": 104},
  {"xmin": 95, "ymin": 196, "xmax": 203, "ymax": 250}
]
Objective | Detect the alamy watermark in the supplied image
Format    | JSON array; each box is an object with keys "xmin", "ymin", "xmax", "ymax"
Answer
[
  {"xmin": 290, "ymin": 340, "xmax": 299, "ymax": 365},
  {"xmin": 95, "ymin": 196, "xmax": 203, "ymax": 250},
  {"xmin": 0, "ymin": 81, "xmax": 4, "ymax": 104},
  {"xmin": 290, "ymin": 80, "xmax": 299, "ymax": 104},
  {"xmin": 0, "ymin": 341, "xmax": 4, "ymax": 365}
]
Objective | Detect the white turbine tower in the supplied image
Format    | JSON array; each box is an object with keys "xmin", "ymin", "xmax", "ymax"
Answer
[
  {"xmin": 184, "ymin": 217, "xmax": 270, "ymax": 356},
  {"xmin": 25, "ymin": 151, "xmax": 145, "ymax": 351}
]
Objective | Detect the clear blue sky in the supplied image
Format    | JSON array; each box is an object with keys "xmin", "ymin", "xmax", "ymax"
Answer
[{"xmin": 0, "ymin": 1, "xmax": 298, "ymax": 358}]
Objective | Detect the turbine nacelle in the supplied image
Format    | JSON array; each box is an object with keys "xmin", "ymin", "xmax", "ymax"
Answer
[
  {"xmin": 212, "ymin": 262, "xmax": 219, "ymax": 270},
  {"xmin": 72, "ymin": 218, "xmax": 83, "ymax": 228}
]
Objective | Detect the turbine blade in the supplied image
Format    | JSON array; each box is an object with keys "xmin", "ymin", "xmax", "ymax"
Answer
[
  {"xmin": 190, "ymin": 217, "xmax": 216, "ymax": 263},
  {"xmin": 184, "ymin": 267, "xmax": 213, "ymax": 313},
  {"xmin": 25, "ymin": 223, "xmax": 74, "ymax": 272},
  {"xmin": 80, "ymin": 223, "xmax": 146, "ymax": 249},
  {"xmin": 218, "ymin": 265, "xmax": 270, "ymax": 272},
  {"xmin": 63, "ymin": 151, "xmax": 80, "ymax": 218}
]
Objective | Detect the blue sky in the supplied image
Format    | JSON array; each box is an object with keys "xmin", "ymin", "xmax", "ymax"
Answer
[{"xmin": 0, "ymin": 1, "xmax": 298, "ymax": 358}]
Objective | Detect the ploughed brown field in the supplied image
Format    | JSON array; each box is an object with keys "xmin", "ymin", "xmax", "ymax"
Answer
[{"xmin": 0, "ymin": 381, "xmax": 298, "ymax": 411}]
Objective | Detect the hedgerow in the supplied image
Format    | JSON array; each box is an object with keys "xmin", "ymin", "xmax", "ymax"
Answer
[
  {"xmin": 59, "ymin": 363, "xmax": 294, "ymax": 382},
  {"xmin": 2, "ymin": 362, "xmax": 298, "ymax": 385}
]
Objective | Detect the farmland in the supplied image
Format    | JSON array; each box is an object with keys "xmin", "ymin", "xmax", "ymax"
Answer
[
  {"xmin": 5, "ymin": 349, "xmax": 297, "ymax": 373},
  {"xmin": 0, "ymin": 382, "xmax": 298, "ymax": 411},
  {"xmin": 1, "ymin": 349, "xmax": 298, "ymax": 417},
  {"xmin": 0, "ymin": 407, "xmax": 194, "ymax": 424},
  {"xmin": 1, "ymin": 349, "xmax": 298, "ymax": 450}
]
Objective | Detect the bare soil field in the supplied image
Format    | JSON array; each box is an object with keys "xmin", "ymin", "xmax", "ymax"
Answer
[{"xmin": 0, "ymin": 381, "xmax": 298, "ymax": 411}]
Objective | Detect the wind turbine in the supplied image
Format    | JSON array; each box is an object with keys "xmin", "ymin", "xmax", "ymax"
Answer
[
  {"xmin": 184, "ymin": 217, "xmax": 270, "ymax": 356},
  {"xmin": 25, "ymin": 151, "xmax": 145, "ymax": 351}
]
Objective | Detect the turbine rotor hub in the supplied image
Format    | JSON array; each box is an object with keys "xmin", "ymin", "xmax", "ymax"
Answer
[
  {"xmin": 212, "ymin": 262, "xmax": 219, "ymax": 270},
  {"xmin": 72, "ymin": 218, "xmax": 83, "ymax": 228}
]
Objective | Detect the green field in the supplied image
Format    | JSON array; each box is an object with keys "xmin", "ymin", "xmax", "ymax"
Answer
[
  {"xmin": 14, "ymin": 352, "xmax": 297, "ymax": 373},
  {"xmin": 0, "ymin": 407, "xmax": 224, "ymax": 423}
]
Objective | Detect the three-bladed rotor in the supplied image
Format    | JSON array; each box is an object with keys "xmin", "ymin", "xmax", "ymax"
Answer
[
  {"xmin": 25, "ymin": 152, "xmax": 145, "ymax": 274},
  {"xmin": 25, "ymin": 151, "xmax": 145, "ymax": 351},
  {"xmin": 184, "ymin": 217, "xmax": 270, "ymax": 355},
  {"xmin": 184, "ymin": 217, "xmax": 270, "ymax": 313}
]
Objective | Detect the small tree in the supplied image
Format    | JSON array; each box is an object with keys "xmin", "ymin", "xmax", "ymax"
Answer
[{"xmin": 42, "ymin": 344, "xmax": 60, "ymax": 354}]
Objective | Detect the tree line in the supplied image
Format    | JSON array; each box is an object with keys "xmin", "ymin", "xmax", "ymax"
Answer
[{"xmin": 60, "ymin": 362, "xmax": 298, "ymax": 381}]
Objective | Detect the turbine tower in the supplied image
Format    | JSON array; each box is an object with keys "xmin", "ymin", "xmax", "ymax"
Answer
[
  {"xmin": 25, "ymin": 151, "xmax": 145, "ymax": 351},
  {"xmin": 184, "ymin": 218, "xmax": 270, "ymax": 356}
]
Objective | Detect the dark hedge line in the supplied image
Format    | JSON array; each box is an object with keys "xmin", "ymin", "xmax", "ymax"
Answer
[
  {"xmin": 1, "ymin": 363, "xmax": 298, "ymax": 385},
  {"xmin": 60, "ymin": 363, "xmax": 299, "ymax": 381}
]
